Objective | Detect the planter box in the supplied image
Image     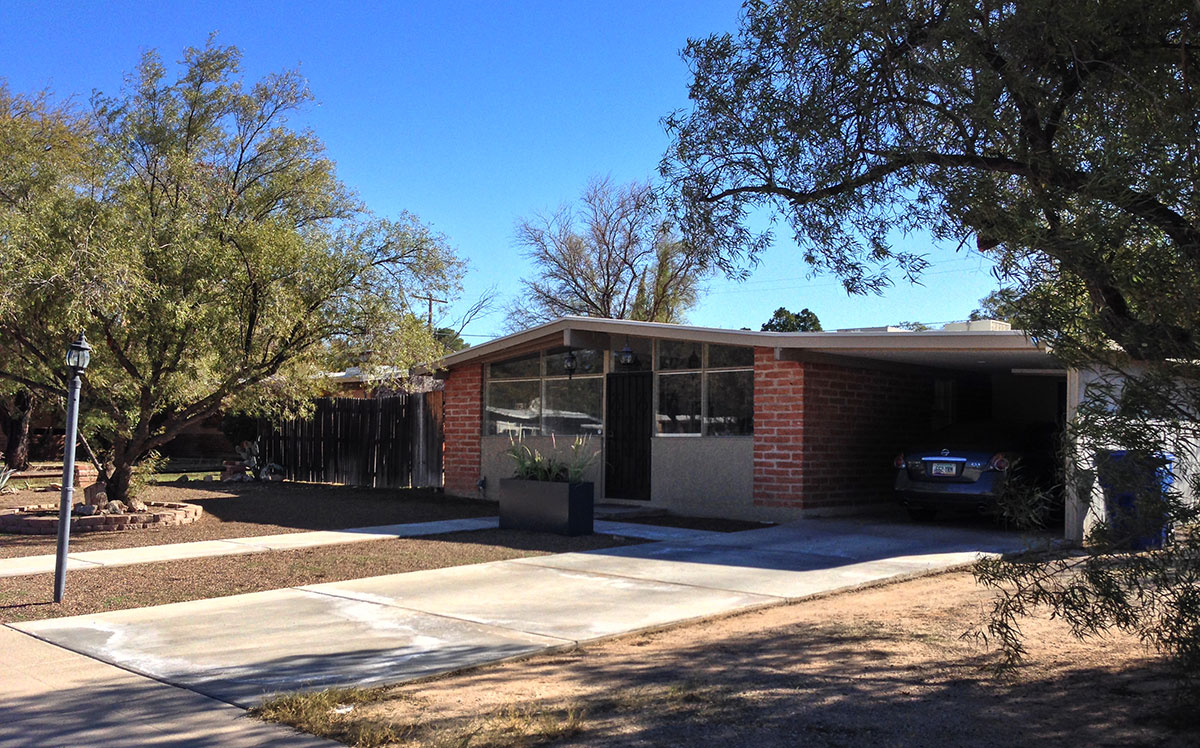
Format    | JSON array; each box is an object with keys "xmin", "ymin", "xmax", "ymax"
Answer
[{"xmin": 499, "ymin": 479, "xmax": 594, "ymax": 536}]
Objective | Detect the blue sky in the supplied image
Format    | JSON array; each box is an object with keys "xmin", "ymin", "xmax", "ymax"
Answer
[{"xmin": 1, "ymin": 0, "xmax": 1001, "ymax": 341}]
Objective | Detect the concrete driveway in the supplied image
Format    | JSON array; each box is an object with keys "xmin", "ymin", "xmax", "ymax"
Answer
[{"xmin": 9, "ymin": 518, "xmax": 1042, "ymax": 709}]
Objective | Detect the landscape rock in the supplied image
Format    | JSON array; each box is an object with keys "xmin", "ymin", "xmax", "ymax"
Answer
[
  {"xmin": 102, "ymin": 499, "xmax": 127, "ymax": 514},
  {"xmin": 176, "ymin": 474, "xmax": 190, "ymax": 483},
  {"xmin": 84, "ymin": 481, "xmax": 108, "ymax": 506},
  {"xmin": 126, "ymin": 499, "xmax": 148, "ymax": 512},
  {"xmin": 73, "ymin": 504, "xmax": 98, "ymax": 516}
]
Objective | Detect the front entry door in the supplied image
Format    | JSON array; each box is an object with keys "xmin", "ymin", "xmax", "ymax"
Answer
[{"xmin": 605, "ymin": 371, "xmax": 653, "ymax": 500}]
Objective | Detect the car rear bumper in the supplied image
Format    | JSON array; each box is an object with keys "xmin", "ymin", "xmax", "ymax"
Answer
[{"xmin": 893, "ymin": 470, "xmax": 1006, "ymax": 510}]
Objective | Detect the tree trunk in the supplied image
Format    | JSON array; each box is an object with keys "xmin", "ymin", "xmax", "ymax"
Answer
[
  {"xmin": 1, "ymin": 390, "xmax": 35, "ymax": 470},
  {"xmin": 105, "ymin": 461, "xmax": 135, "ymax": 503}
]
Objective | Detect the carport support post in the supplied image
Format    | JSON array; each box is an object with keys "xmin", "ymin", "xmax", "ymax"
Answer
[{"xmin": 53, "ymin": 365, "xmax": 84, "ymax": 602}]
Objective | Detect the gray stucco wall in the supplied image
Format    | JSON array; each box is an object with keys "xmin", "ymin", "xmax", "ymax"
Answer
[
  {"xmin": 650, "ymin": 436, "xmax": 755, "ymax": 519},
  {"xmin": 478, "ymin": 435, "xmax": 604, "ymax": 503}
]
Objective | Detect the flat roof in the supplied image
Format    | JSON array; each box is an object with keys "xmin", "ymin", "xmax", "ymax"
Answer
[{"xmin": 440, "ymin": 317, "xmax": 1064, "ymax": 374}]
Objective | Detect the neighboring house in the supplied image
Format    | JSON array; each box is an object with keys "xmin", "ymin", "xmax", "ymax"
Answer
[
  {"xmin": 324, "ymin": 366, "xmax": 443, "ymax": 399},
  {"xmin": 438, "ymin": 316, "xmax": 1088, "ymax": 536}
]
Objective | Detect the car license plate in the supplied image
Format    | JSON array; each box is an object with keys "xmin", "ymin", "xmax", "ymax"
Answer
[{"xmin": 930, "ymin": 462, "xmax": 957, "ymax": 477}]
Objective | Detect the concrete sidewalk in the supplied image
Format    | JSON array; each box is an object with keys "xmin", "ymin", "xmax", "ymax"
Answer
[
  {"xmin": 0, "ymin": 626, "xmax": 337, "ymax": 747},
  {"xmin": 0, "ymin": 517, "xmax": 717, "ymax": 578},
  {"xmin": 9, "ymin": 518, "xmax": 1041, "ymax": 711}
]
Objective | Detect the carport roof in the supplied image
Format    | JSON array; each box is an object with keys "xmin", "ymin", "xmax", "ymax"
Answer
[{"xmin": 439, "ymin": 317, "xmax": 1064, "ymax": 374}]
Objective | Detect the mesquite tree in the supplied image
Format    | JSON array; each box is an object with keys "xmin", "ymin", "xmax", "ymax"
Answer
[
  {"xmin": 664, "ymin": 0, "xmax": 1200, "ymax": 701},
  {"xmin": 0, "ymin": 41, "xmax": 464, "ymax": 499}
]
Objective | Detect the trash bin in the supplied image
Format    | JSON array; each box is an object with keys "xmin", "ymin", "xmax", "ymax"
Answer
[{"xmin": 1095, "ymin": 449, "xmax": 1174, "ymax": 550}]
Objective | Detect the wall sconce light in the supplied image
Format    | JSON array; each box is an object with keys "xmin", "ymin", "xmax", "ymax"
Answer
[
  {"xmin": 563, "ymin": 349, "xmax": 577, "ymax": 379},
  {"xmin": 617, "ymin": 337, "xmax": 635, "ymax": 367}
]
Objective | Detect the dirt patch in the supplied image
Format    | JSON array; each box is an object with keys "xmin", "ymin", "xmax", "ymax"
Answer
[
  {"xmin": 0, "ymin": 482, "xmax": 495, "ymax": 559},
  {"xmin": 266, "ymin": 570, "xmax": 1194, "ymax": 748},
  {"xmin": 0, "ymin": 528, "xmax": 641, "ymax": 624}
]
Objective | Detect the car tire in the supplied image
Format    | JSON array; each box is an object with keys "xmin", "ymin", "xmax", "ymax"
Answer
[{"xmin": 907, "ymin": 507, "xmax": 938, "ymax": 522}]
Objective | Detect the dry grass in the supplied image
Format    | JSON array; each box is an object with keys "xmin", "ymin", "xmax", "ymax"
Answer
[
  {"xmin": 256, "ymin": 687, "xmax": 587, "ymax": 748},
  {"xmin": 253, "ymin": 688, "xmax": 409, "ymax": 748}
]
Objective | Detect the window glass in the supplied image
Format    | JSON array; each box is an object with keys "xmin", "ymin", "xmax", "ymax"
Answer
[
  {"xmin": 705, "ymin": 370, "xmax": 754, "ymax": 435},
  {"xmin": 488, "ymin": 352, "xmax": 541, "ymax": 379},
  {"xmin": 485, "ymin": 380, "xmax": 541, "ymax": 436},
  {"xmin": 656, "ymin": 372, "xmax": 701, "ymax": 434},
  {"xmin": 611, "ymin": 336, "xmax": 653, "ymax": 372},
  {"xmin": 708, "ymin": 344, "xmax": 755, "ymax": 369},
  {"xmin": 543, "ymin": 377, "xmax": 604, "ymax": 436},
  {"xmin": 545, "ymin": 347, "xmax": 603, "ymax": 376},
  {"xmin": 658, "ymin": 340, "xmax": 702, "ymax": 371}
]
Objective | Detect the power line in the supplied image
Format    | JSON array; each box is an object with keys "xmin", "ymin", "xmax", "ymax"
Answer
[{"xmin": 703, "ymin": 265, "xmax": 996, "ymax": 297}]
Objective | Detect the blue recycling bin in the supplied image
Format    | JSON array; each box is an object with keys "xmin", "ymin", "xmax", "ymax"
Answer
[{"xmin": 1095, "ymin": 450, "xmax": 1174, "ymax": 550}]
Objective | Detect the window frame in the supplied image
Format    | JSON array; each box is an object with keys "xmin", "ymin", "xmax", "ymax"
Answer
[
  {"xmin": 484, "ymin": 349, "xmax": 605, "ymax": 437},
  {"xmin": 653, "ymin": 341, "xmax": 754, "ymax": 438}
]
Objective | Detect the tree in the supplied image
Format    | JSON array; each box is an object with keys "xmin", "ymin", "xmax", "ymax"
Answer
[
  {"xmin": 761, "ymin": 307, "xmax": 822, "ymax": 332},
  {"xmin": 0, "ymin": 389, "xmax": 42, "ymax": 470},
  {"xmin": 968, "ymin": 289, "xmax": 1022, "ymax": 324},
  {"xmin": 504, "ymin": 177, "xmax": 711, "ymax": 330},
  {"xmin": 664, "ymin": 0, "xmax": 1200, "ymax": 700},
  {"xmin": 434, "ymin": 327, "xmax": 469, "ymax": 353},
  {"xmin": 0, "ymin": 41, "xmax": 464, "ymax": 500}
]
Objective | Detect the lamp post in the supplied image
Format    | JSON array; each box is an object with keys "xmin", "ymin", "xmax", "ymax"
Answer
[{"xmin": 54, "ymin": 332, "xmax": 91, "ymax": 603}]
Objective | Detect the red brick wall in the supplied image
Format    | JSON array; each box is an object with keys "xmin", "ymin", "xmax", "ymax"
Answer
[
  {"xmin": 442, "ymin": 364, "xmax": 482, "ymax": 497},
  {"xmin": 799, "ymin": 361, "xmax": 932, "ymax": 511},
  {"xmin": 752, "ymin": 348, "xmax": 807, "ymax": 509},
  {"xmin": 753, "ymin": 349, "xmax": 933, "ymax": 513}
]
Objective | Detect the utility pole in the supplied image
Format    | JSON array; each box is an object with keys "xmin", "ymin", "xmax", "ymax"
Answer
[{"xmin": 413, "ymin": 293, "xmax": 447, "ymax": 332}]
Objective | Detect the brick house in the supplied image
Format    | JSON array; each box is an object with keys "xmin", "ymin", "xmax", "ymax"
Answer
[{"xmin": 438, "ymin": 317, "xmax": 1066, "ymax": 525}]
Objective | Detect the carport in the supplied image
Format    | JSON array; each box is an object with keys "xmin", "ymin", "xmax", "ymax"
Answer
[{"xmin": 438, "ymin": 318, "xmax": 1072, "ymax": 537}]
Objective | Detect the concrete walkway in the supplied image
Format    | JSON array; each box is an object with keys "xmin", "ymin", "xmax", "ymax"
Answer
[
  {"xmin": 7, "ymin": 518, "xmax": 1041, "ymax": 714},
  {"xmin": 0, "ymin": 517, "xmax": 717, "ymax": 578},
  {"xmin": 1, "ymin": 625, "xmax": 337, "ymax": 747}
]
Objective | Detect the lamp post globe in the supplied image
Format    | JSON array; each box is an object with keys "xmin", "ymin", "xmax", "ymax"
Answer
[{"xmin": 66, "ymin": 332, "xmax": 91, "ymax": 371}]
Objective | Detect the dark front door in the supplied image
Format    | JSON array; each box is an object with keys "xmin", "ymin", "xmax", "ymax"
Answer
[{"xmin": 605, "ymin": 371, "xmax": 653, "ymax": 500}]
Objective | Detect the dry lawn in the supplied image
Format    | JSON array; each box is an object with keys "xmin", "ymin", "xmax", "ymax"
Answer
[
  {"xmin": 259, "ymin": 570, "xmax": 1196, "ymax": 748},
  {"xmin": 0, "ymin": 481, "xmax": 496, "ymax": 559}
]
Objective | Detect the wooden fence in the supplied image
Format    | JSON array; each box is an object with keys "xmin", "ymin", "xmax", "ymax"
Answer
[{"xmin": 261, "ymin": 392, "xmax": 443, "ymax": 489}]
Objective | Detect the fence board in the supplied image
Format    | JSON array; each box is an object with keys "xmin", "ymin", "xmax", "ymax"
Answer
[{"xmin": 262, "ymin": 394, "xmax": 442, "ymax": 489}]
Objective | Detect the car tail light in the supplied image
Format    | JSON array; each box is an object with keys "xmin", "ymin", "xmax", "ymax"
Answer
[
  {"xmin": 988, "ymin": 453, "xmax": 1011, "ymax": 472},
  {"xmin": 894, "ymin": 452, "xmax": 905, "ymax": 469}
]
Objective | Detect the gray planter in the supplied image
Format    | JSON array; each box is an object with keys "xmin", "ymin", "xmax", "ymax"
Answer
[{"xmin": 499, "ymin": 478, "xmax": 594, "ymax": 536}]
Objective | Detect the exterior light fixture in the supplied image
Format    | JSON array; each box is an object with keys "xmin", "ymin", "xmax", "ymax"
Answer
[
  {"xmin": 563, "ymin": 349, "xmax": 578, "ymax": 379},
  {"xmin": 618, "ymin": 337, "xmax": 635, "ymax": 367},
  {"xmin": 65, "ymin": 333, "xmax": 92, "ymax": 371},
  {"xmin": 54, "ymin": 332, "xmax": 91, "ymax": 602}
]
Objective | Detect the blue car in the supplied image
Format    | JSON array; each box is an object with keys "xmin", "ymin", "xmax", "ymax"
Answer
[{"xmin": 893, "ymin": 421, "xmax": 1058, "ymax": 521}]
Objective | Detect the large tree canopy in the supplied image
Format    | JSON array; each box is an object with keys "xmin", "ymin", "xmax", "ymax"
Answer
[
  {"xmin": 0, "ymin": 41, "xmax": 463, "ymax": 498},
  {"xmin": 664, "ymin": 0, "xmax": 1199, "ymax": 363},
  {"xmin": 664, "ymin": 0, "xmax": 1200, "ymax": 701},
  {"xmin": 505, "ymin": 177, "xmax": 711, "ymax": 330}
]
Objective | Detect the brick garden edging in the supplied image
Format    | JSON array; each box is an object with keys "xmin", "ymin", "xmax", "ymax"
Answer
[{"xmin": 0, "ymin": 502, "xmax": 203, "ymax": 535}]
